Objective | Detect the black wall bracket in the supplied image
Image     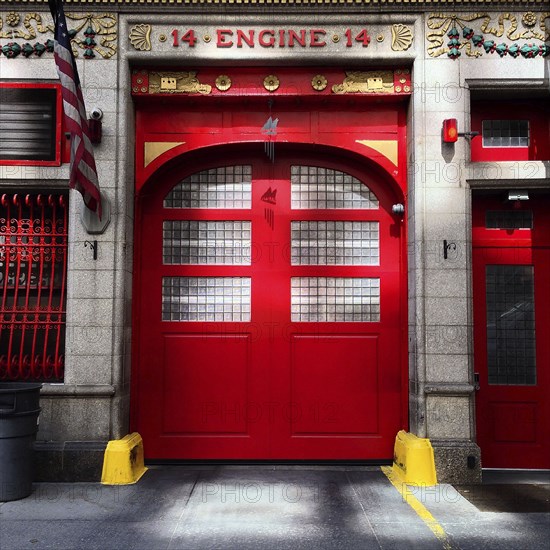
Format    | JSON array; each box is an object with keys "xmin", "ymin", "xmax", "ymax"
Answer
[
  {"xmin": 84, "ymin": 240, "xmax": 98, "ymax": 261},
  {"xmin": 443, "ymin": 240, "xmax": 457, "ymax": 260}
]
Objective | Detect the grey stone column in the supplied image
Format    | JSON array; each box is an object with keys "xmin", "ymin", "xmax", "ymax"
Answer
[{"xmin": 408, "ymin": 30, "xmax": 481, "ymax": 483}]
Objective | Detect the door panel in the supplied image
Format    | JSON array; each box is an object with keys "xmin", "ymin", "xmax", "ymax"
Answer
[
  {"xmin": 134, "ymin": 151, "xmax": 405, "ymax": 459},
  {"xmin": 473, "ymin": 194, "xmax": 550, "ymax": 468},
  {"xmin": 289, "ymin": 335, "xmax": 379, "ymax": 435},
  {"xmin": 162, "ymin": 334, "xmax": 251, "ymax": 434}
]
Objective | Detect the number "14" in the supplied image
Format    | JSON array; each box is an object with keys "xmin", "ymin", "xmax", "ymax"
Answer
[
  {"xmin": 344, "ymin": 29, "xmax": 371, "ymax": 47},
  {"xmin": 172, "ymin": 29, "xmax": 197, "ymax": 47}
]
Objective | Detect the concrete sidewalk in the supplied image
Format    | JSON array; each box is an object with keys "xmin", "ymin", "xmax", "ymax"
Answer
[{"xmin": 0, "ymin": 466, "xmax": 548, "ymax": 549}]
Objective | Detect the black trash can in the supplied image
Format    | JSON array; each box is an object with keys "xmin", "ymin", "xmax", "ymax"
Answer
[{"xmin": 0, "ymin": 383, "xmax": 42, "ymax": 501}]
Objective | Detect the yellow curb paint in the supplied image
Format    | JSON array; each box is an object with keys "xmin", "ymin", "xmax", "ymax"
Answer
[{"xmin": 381, "ymin": 466, "xmax": 456, "ymax": 550}]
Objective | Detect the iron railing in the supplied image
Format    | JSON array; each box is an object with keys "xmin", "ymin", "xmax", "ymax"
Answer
[{"xmin": 0, "ymin": 193, "xmax": 68, "ymax": 381}]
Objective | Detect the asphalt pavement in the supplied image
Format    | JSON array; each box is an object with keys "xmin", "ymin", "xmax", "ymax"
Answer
[{"xmin": 0, "ymin": 465, "xmax": 548, "ymax": 549}]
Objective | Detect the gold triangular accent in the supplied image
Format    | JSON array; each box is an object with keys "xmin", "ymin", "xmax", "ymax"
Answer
[
  {"xmin": 144, "ymin": 142, "xmax": 186, "ymax": 167},
  {"xmin": 356, "ymin": 140, "xmax": 398, "ymax": 166}
]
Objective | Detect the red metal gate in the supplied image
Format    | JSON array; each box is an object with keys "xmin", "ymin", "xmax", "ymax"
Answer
[
  {"xmin": 473, "ymin": 192, "xmax": 550, "ymax": 468},
  {"xmin": 0, "ymin": 193, "xmax": 68, "ymax": 382},
  {"xmin": 133, "ymin": 148, "xmax": 405, "ymax": 459}
]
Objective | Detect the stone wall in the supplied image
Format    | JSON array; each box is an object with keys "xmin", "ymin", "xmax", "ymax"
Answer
[{"xmin": 0, "ymin": 3, "xmax": 548, "ymax": 481}]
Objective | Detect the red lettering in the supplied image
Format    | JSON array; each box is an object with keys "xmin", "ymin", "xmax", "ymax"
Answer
[
  {"xmin": 310, "ymin": 29, "xmax": 326, "ymax": 47},
  {"xmin": 181, "ymin": 29, "xmax": 197, "ymax": 47},
  {"xmin": 355, "ymin": 29, "xmax": 371, "ymax": 47},
  {"xmin": 279, "ymin": 29, "xmax": 286, "ymax": 47},
  {"xmin": 236, "ymin": 29, "xmax": 255, "ymax": 48},
  {"xmin": 345, "ymin": 29, "xmax": 353, "ymax": 47},
  {"xmin": 288, "ymin": 30, "xmax": 307, "ymax": 48},
  {"xmin": 171, "ymin": 29, "xmax": 179, "ymax": 47},
  {"xmin": 345, "ymin": 28, "xmax": 371, "ymax": 47},
  {"xmin": 259, "ymin": 30, "xmax": 276, "ymax": 48},
  {"xmin": 216, "ymin": 29, "xmax": 233, "ymax": 48}
]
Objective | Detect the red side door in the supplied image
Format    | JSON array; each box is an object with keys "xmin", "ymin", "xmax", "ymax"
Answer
[
  {"xmin": 133, "ymin": 148, "xmax": 406, "ymax": 459},
  {"xmin": 473, "ymin": 193, "xmax": 550, "ymax": 468}
]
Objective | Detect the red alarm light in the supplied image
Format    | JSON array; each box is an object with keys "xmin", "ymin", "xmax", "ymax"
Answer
[{"xmin": 442, "ymin": 118, "xmax": 458, "ymax": 143}]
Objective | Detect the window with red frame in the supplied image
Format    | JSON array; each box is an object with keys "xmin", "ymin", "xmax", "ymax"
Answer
[
  {"xmin": 471, "ymin": 100, "xmax": 550, "ymax": 162},
  {"xmin": 0, "ymin": 84, "xmax": 63, "ymax": 166},
  {"xmin": 0, "ymin": 192, "xmax": 68, "ymax": 382}
]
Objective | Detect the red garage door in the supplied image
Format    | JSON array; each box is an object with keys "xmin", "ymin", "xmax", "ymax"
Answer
[{"xmin": 133, "ymin": 149, "xmax": 405, "ymax": 459}]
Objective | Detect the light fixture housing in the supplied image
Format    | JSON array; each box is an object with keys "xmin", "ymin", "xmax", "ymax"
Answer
[
  {"xmin": 442, "ymin": 119, "xmax": 480, "ymax": 143},
  {"xmin": 508, "ymin": 191, "xmax": 529, "ymax": 201},
  {"xmin": 442, "ymin": 118, "xmax": 458, "ymax": 143},
  {"xmin": 392, "ymin": 203, "xmax": 405, "ymax": 215}
]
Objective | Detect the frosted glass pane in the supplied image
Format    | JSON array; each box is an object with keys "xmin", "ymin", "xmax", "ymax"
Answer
[
  {"xmin": 162, "ymin": 277, "xmax": 251, "ymax": 322},
  {"xmin": 291, "ymin": 221, "xmax": 379, "ymax": 265},
  {"xmin": 291, "ymin": 278, "xmax": 380, "ymax": 322},
  {"xmin": 291, "ymin": 165, "xmax": 378, "ymax": 210},
  {"xmin": 163, "ymin": 221, "xmax": 251, "ymax": 265},
  {"xmin": 164, "ymin": 166, "xmax": 251, "ymax": 209}
]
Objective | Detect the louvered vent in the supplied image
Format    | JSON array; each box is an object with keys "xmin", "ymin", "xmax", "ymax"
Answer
[{"xmin": 0, "ymin": 87, "xmax": 57, "ymax": 161}]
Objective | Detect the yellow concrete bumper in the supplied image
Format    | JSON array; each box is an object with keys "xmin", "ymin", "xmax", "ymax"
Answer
[
  {"xmin": 392, "ymin": 430, "xmax": 437, "ymax": 486},
  {"xmin": 101, "ymin": 432, "xmax": 148, "ymax": 485}
]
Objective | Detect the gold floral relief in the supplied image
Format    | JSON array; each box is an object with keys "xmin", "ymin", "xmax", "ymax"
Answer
[
  {"xmin": 263, "ymin": 75, "xmax": 280, "ymax": 92},
  {"xmin": 215, "ymin": 75, "xmax": 232, "ymax": 92},
  {"xmin": 311, "ymin": 75, "xmax": 328, "ymax": 92}
]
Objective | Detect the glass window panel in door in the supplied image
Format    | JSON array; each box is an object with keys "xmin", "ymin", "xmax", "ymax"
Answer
[{"xmin": 486, "ymin": 265, "xmax": 536, "ymax": 385}]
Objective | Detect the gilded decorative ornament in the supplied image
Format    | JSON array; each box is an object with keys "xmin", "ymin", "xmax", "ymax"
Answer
[
  {"xmin": 203, "ymin": 35, "xmax": 211, "ymax": 43},
  {"xmin": 427, "ymin": 13, "xmax": 549, "ymax": 59},
  {"xmin": 391, "ymin": 24, "xmax": 413, "ymax": 51},
  {"xmin": 6, "ymin": 12, "xmax": 20, "ymax": 27},
  {"xmin": 376, "ymin": 34, "xmax": 385, "ymax": 43},
  {"xmin": 332, "ymin": 34, "xmax": 340, "ymax": 43},
  {"xmin": 62, "ymin": 12, "xmax": 117, "ymax": 59},
  {"xmin": 311, "ymin": 75, "xmax": 328, "ymax": 92},
  {"xmin": 158, "ymin": 34, "xmax": 167, "ymax": 43},
  {"xmin": 522, "ymin": 12, "xmax": 537, "ymax": 28},
  {"xmin": 129, "ymin": 24, "xmax": 151, "ymax": 51},
  {"xmin": 149, "ymin": 71, "xmax": 212, "ymax": 95},
  {"xmin": 0, "ymin": 12, "xmax": 117, "ymax": 59},
  {"xmin": 332, "ymin": 71, "xmax": 395, "ymax": 94},
  {"xmin": 215, "ymin": 75, "xmax": 232, "ymax": 92},
  {"xmin": 263, "ymin": 75, "xmax": 280, "ymax": 92}
]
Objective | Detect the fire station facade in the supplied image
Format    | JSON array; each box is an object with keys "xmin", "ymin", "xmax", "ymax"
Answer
[{"xmin": 0, "ymin": 0, "xmax": 549, "ymax": 483}]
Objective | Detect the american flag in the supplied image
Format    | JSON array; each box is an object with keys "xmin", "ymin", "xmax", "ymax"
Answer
[{"xmin": 48, "ymin": 0, "xmax": 102, "ymax": 218}]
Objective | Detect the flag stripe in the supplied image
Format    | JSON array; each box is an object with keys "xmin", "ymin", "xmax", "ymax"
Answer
[{"xmin": 49, "ymin": 0, "xmax": 102, "ymax": 219}]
